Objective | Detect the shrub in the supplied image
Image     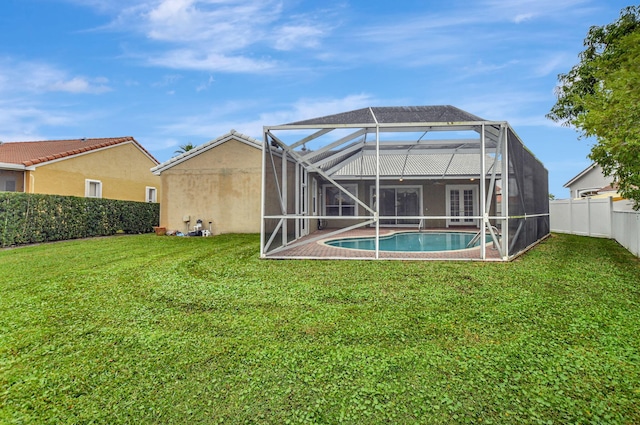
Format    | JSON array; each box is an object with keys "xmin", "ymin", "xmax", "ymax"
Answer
[{"xmin": 0, "ymin": 192, "xmax": 159, "ymax": 247}]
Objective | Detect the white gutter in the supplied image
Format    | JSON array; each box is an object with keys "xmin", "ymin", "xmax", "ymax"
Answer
[{"xmin": 0, "ymin": 162, "xmax": 26, "ymax": 170}]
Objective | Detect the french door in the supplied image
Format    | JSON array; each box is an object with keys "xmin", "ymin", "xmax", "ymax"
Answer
[{"xmin": 446, "ymin": 185, "xmax": 478, "ymax": 227}]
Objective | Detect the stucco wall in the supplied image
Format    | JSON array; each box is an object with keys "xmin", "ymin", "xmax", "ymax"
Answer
[
  {"xmin": 160, "ymin": 139, "xmax": 262, "ymax": 234},
  {"xmin": 567, "ymin": 164, "xmax": 611, "ymax": 198},
  {"xmin": 26, "ymin": 142, "xmax": 160, "ymax": 202}
]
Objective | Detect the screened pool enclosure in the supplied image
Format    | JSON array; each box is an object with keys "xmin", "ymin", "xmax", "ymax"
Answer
[{"xmin": 261, "ymin": 106, "xmax": 549, "ymax": 261}]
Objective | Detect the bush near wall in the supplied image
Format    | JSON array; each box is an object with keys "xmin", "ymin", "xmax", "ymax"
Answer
[{"xmin": 0, "ymin": 192, "xmax": 159, "ymax": 247}]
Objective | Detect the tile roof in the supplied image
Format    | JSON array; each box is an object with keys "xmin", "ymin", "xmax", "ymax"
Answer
[{"xmin": 0, "ymin": 137, "xmax": 158, "ymax": 167}]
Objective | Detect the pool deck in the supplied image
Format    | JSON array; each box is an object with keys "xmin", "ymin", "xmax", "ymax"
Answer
[{"xmin": 263, "ymin": 227, "xmax": 504, "ymax": 261}]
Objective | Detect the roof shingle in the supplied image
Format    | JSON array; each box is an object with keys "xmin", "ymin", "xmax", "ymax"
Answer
[{"xmin": 285, "ymin": 105, "xmax": 486, "ymax": 126}]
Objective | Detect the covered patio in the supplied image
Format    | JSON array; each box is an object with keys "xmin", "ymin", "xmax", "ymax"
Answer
[{"xmin": 260, "ymin": 106, "xmax": 549, "ymax": 261}]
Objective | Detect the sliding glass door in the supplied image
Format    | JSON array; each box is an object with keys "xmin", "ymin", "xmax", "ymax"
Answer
[{"xmin": 372, "ymin": 186, "xmax": 422, "ymax": 226}]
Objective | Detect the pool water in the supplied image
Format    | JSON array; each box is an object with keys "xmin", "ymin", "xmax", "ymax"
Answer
[{"xmin": 325, "ymin": 232, "xmax": 491, "ymax": 252}]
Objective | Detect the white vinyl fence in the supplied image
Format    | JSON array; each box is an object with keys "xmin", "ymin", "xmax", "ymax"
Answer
[{"xmin": 550, "ymin": 197, "xmax": 640, "ymax": 257}]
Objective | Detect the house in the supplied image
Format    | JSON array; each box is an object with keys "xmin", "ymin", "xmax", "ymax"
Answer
[
  {"xmin": 0, "ymin": 137, "xmax": 160, "ymax": 202},
  {"xmin": 564, "ymin": 162, "xmax": 618, "ymax": 199},
  {"xmin": 151, "ymin": 130, "xmax": 263, "ymax": 235},
  {"xmin": 563, "ymin": 162, "xmax": 634, "ymax": 211},
  {"xmin": 261, "ymin": 105, "xmax": 550, "ymax": 261}
]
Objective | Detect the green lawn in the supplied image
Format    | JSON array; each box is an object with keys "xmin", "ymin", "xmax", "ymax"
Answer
[{"xmin": 1, "ymin": 233, "xmax": 639, "ymax": 424}]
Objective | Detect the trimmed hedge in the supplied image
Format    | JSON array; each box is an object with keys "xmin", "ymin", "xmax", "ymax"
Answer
[{"xmin": 0, "ymin": 192, "xmax": 159, "ymax": 247}]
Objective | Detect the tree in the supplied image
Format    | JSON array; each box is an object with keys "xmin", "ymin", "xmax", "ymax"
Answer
[
  {"xmin": 174, "ymin": 142, "xmax": 196, "ymax": 156},
  {"xmin": 547, "ymin": 6, "xmax": 640, "ymax": 209}
]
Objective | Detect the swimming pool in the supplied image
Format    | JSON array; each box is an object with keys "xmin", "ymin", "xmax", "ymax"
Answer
[{"xmin": 324, "ymin": 231, "xmax": 491, "ymax": 252}]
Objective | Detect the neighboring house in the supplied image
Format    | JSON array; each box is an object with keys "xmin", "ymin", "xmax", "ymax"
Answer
[
  {"xmin": 563, "ymin": 162, "xmax": 634, "ymax": 211},
  {"xmin": 563, "ymin": 163, "xmax": 616, "ymax": 199},
  {"xmin": 0, "ymin": 137, "xmax": 160, "ymax": 202},
  {"xmin": 151, "ymin": 130, "xmax": 263, "ymax": 235}
]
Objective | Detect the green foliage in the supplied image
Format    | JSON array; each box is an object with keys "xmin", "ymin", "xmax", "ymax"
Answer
[
  {"xmin": 1, "ymin": 233, "xmax": 639, "ymax": 424},
  {"xmin": 0, "ymin": 192, "xmax": 159, "ymax": 247},
  {"xmin": 174, "ymin": 142, "xmax": 196, "ymax": 156},
  {"xmin": 547, "ymin": 6, "xmax": 640, "ymax": 209}
]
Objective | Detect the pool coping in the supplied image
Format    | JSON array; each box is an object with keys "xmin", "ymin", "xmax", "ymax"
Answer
[{"xmin": 318, "ymin": 229, "xmax": 497, "ymax": 254}]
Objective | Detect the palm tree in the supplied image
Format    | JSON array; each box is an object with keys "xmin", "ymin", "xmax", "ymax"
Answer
[{"xmin": 174, "ymin": 142, "xmax": 196, "ymax": 156}]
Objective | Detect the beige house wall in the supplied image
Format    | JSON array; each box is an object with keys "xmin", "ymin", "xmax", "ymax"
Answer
[
  {"xmin": 316, "ymin": 179, "xmax": 495, "ymax": 229},
  {"xmin": 160, "ymin": 139, "xmax": 262, "ymax": 234},
  {"xmin": 24, "ymin": 142, "xmax": 160, "ymax": 202}
]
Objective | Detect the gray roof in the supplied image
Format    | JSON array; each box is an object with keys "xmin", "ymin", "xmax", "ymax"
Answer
[
  {"xmin": 285, "ymin": 105, "xmax": 486, "ymax": 126},
  {"xmin": 331, "ymin": 152, "xmax": 499, "ymax": 178}
]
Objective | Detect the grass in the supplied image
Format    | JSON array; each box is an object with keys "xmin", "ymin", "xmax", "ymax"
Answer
[{"xmin": 1, "ymin": 233, "xmax": 639, "ymax": 424}]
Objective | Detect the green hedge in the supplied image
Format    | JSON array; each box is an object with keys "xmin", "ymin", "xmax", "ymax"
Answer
[{"xmin": 0, "ymin": 192, "xmax": 159, "ymax": 247}]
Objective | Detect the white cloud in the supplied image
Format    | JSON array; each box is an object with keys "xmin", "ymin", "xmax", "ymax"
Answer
[
  {"xmin": 155, "ymin": 93, "xmax": 375, "ymax": 142},
  {"xmin": 513, "ymin": 13, "xmax": 535, "ymax": 23},
  {"xmin": 48, "ymin": 76, "xmax": 111, "ymax": 94},
  {"xmin": 71, "ymin": 0, "xmax": 336, "ymax": 73},
  {"xmin": 151, "ymin": 74, "xmax": 183, "ymax": 87},
  {"xmin": 147, "ymin": 49, "xmax": 277, "ymax": 73},
  {"xmin": 480, "ymin": 0, "xmax": 592, "ymax": 21},
  {"xmin": 0, "ymin": 58, "xmax": 110, "ymax": 94},
  {"xmin": 196, "ymin": 75, "xmax": 214, "ymax": 92},
  {"xmin": 533, "ymin": 53, "xmax": 571, "ymax": 77},
  {"xmin": 273, "ymin": 24, "xmax": 325, "ymax": 51},
  {"xmin": 0, "ymin": 98, "xmax": 75, "ymax": 141},
  {"xmin": 457, "ymin": 90, "xmax": 552, "ymax": 126}
]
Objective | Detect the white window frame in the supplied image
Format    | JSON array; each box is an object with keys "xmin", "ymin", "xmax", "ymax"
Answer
[
  {"xmin": 578, "ymin": 188, "xmax": 599, "ymax": 198},
  {"xmin": 311, "ymin": 178, "xmax": 318, "ymax": 216},
  {"xmin": 85, "ymin": 179, "xmax": 102, "ymax": 198},
  {"xmin": 446, "ymin": 184, "xmax": 478, "ymax": 227},
  {"xmin": 322, "ymin": 184, "xmax": 358, "ymax": 217},
  {"xmin": 146, "ymin": 186, "xmax": 157, "ymax": 203}
]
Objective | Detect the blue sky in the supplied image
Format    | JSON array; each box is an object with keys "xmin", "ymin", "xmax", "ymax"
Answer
[{"xmin": 0, "ymin": 0, "xmax": 632, "ymax": 197}]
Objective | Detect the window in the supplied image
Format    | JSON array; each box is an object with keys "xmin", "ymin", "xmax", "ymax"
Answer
[
  {"xmin": 146, "ymin": 186, "xmax": 157, "ymax": 203},
  {"xmin": 578, "ymin": 188, "xmax": 599, "ymax": 198},
  {"xmin": 4, "ymin": 180, "xmax": 16, "ymax": 192},
  {"xmin": 85, "ymin": 179, "xmax": 102, "ymax": 198},
  {"xmin": 323, "ymin": 184, "xmax": 357, "ymax": 216}
]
